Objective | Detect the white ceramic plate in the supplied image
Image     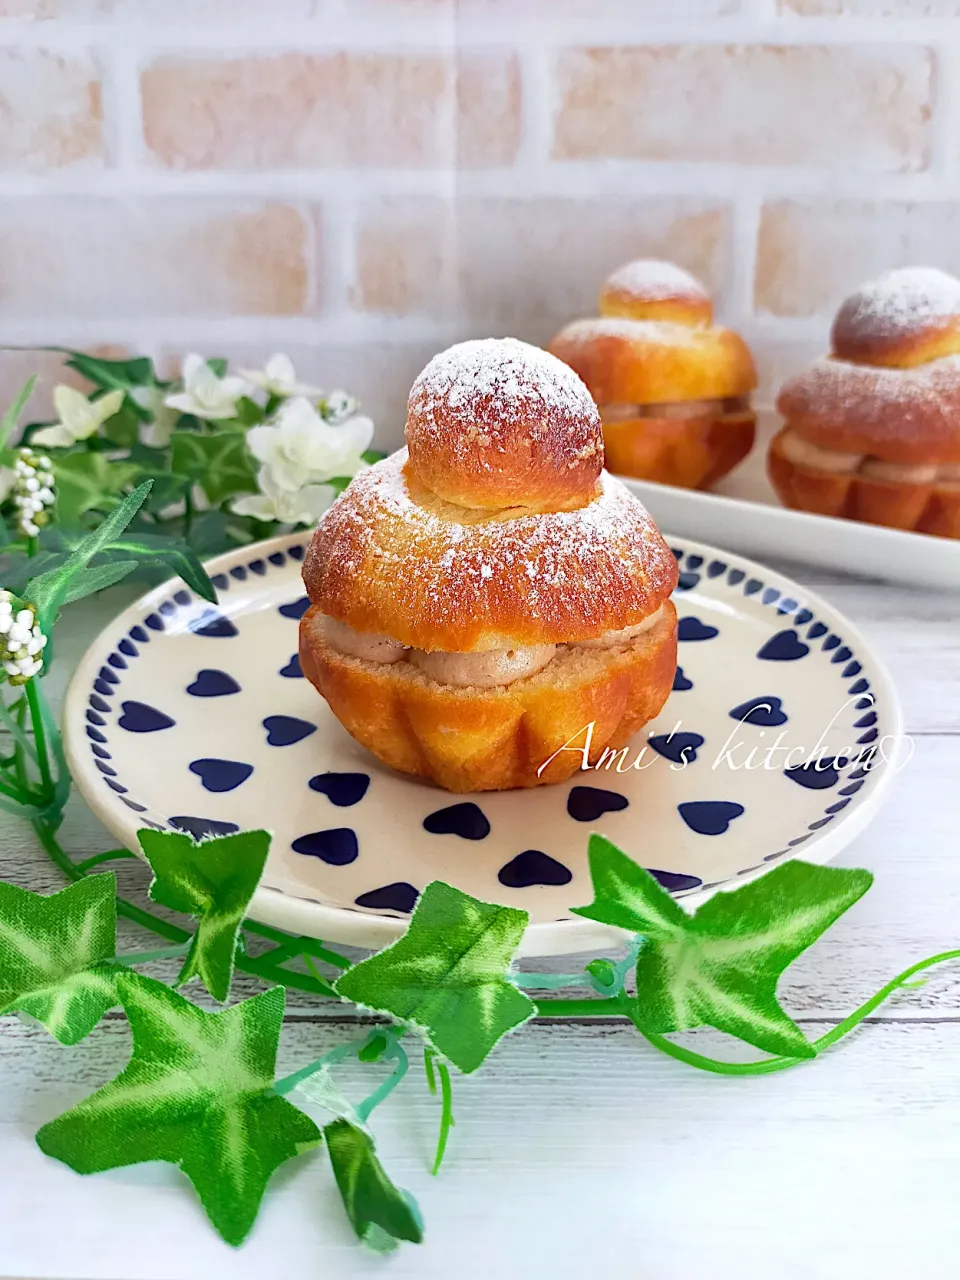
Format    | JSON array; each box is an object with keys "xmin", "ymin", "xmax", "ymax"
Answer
[{"xmin": 64, "ymin": 533, "xmax": 904, "ymax": 957}]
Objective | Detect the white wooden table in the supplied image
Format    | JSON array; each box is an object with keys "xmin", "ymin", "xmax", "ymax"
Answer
[{"xmin": 1, "ymin": 562, "xmax": 958, "ymax": 1280}]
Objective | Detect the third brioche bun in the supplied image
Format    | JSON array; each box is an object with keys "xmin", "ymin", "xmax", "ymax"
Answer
[
  {"xmin": 548, "ymin": 259, "xmax": 757, "ymax": 489},
  {"xmin": 771, "ymin": 267, "xmax": 960, "ymax": 539}
]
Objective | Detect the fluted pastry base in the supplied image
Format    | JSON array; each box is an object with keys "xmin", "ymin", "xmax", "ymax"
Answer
[
  {"xmin": 603, "ymin": 411, "xmax": 756, "ymax": 490},
  {"xmin": 299, "ymin": 602, "xmax": 678, "ymax": 793},
  {"xmin": 768, "ymin": 426, "xmax": 960, "ymax": 540}
]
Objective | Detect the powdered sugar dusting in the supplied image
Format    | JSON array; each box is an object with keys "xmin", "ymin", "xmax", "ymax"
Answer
[
  {"xmin": 835, "ymin": 267, "xmax": 960, "ymax": 343},
  {"xmin": 779, "ymin": 353, "xmax": 960, "ymax": 452},
  {"xmin": 552, "ymin": 315, "xmax": 702, "ymax": 355},
  {"xmin": 604, "ymin": 259, "xmax": 707, "ymax": 302},
  {"xmin": 309, "ymin": 449, "xmax": 675, "ymax": 648},
  {"xmin": 409, "ymin": 337, "xmax": 596, "ymax": 433}
]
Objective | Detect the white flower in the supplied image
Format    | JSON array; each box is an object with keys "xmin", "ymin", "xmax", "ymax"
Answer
[
  {"xmin": 131, "ymin": 384, "xmax": 180, "ymax": 449},
  {"xmin": 12, "ymin": 448, "xmax": 55, "ymax": 538},
  {"xmin": 321, "ymin": 389, "xmax": 360, "ymax": 424},
  {"xmin": 32, "ymin": 386, "xmax": 125, "ymax": 448},
  {"xmin": 0, "ymin": 592, "xmax": 46, "ymax": 685},
  {"xmin": 164, "ymin": 354, "xmax": 250, "ymax": 421},
  {"xmin": 245, "ymin": 396, "xmax": 373, "ymax": 493},
  {"xmin": 231, "ymin": 467, "xmax": 335, "ymax": 525},
  {"xmin": 240, "ymin": 353, "xmax": 323, "ymax": 400}
]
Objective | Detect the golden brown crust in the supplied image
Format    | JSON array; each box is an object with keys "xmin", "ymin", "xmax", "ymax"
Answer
[
  {"xmin": 602, "ymin": 409, "xmax": 756, "ymax": 490},
  {"xmin": 549, "ymin": 317, "xmax": 757, "ymax": 407},
  {"xmin": 776, "ymin": 356, "xmax": 960, "ymax": 465},
  {"xmin": 405, "ymin": 337, "xmax": 602, "ymax": 512},
  {"xmin": 302, "ymin": 450, "xmax": 680, "ymax": 652},
  {"xmin": 299, "ymin": 601, "xmax": 679, "ymax": 792},
  {"xmin": 598, "ymin": 259, "xmax": 713, "ymax": 327},
  {"xmin": 768, "ymin": 426, "xmax": 960, "ymax": 539},
  {"xmin": 830, "ymin": 267, "xmax": 960, "ymax": 369}
]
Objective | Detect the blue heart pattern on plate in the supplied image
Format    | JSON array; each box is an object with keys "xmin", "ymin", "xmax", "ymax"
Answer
[
  {"xmin": 263, "ymin": 715, "xmax": 316, "ymax": 746},
  {"xmin": 75, "ymin": 537, "xmax": 886, "ymax": 932}
]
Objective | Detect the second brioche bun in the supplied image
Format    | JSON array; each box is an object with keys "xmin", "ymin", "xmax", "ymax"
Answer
[
  {"xmin": 549, "ymin": 260, "xmax": 757, "ymax": 489},
  {"xmin": 300, "ymin": 337, "xmax": 680, "ymax": 791},
  {"xmin": 771, "ymin": 267, "xmax": 960, "ymax": 539}
]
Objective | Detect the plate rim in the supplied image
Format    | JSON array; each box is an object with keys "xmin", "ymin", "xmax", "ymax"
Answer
[{"xmin": 63, "ymin": 530, "xmax": 905, "ymax": 959}]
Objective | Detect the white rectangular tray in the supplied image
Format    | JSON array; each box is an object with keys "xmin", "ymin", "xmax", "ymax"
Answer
[{"xmin": 623, "ymin": 411, "xmax": 960, "ymax": 593}]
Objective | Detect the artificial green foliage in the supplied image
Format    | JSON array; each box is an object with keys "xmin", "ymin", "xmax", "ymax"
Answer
[
  {"xmin": 0, "ymin": 354, "xmax": 948, "ymax": 1260},
  {"xmin": 170, "ymin": 433, "xmax": 257, "ymax": 506},
  {"xmin": 138, "ymin": 828, "xmax": 271, "ymax": 1003},
  {"xmin": 0, "ymin": 376, "xmax": 37, "ymax": 455},
  {"xmin": 36, "ymin": 975, "xmax": 321, "ymax": 1246},
  {"xmin": 0, "ymin": 874, "xmax": 118, "ymax": 1044},
  {"xmin": 573, "ymin": 836, "xmax": 873, "ymax": 1058},
  {"xmin": 58, "ymin": 351, "xmax": 157, "ymax": 399},
  {"xmin": 88, "ymin": 531, "xmax": 216, "ymax": 602},
  {"xmin": 336, "ymin": 881, "xmax": 535, "ymax": 1073},
  {"xmin": 53, "ymin": 452, "xmax": 142, "ymax": 527},
  {"xmin": 25, "ymin": 482, "xmax": 152, "ymax": 631},
  {"xmin": 324, "ymin": 1118, "xmax": 423, "ymax": 1252}
]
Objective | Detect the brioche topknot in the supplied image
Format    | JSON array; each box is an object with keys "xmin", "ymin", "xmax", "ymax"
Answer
[
  {"xmin": 830, "ymin": 266, "xmax": 960, "ymax": 369},
  {"xmin": 598, "ymin": 259, "xmax": 713, "ymax": 328},
  {"xmin": 405, "ymin": 337, "xmax": 603, "ymax": 513}
]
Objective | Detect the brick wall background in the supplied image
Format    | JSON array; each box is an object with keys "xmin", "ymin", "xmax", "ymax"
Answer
[{"xmin": 0, "ymin": 0, "xmax": 958, "ymax": 446}]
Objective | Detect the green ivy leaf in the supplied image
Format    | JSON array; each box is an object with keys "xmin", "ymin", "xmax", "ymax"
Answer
[
  {"xmin": 133, "ymin": 469, "xmax": 188, "ymax": 514},
  {"xmin": 234, "ymin": 396, "xmax": 265, "ymax": 426},
  {"xmin": 61, "ymin": 350, "xmax": 156, "ymax": 392},
  {"xmin": 53, "ymin": 452, "xmax": 142, "ymax": 528},
  {"xmin": 26, "ymin": 480, "xmax": 152, "ymax": 631},
  {"xmin": 335, "ymin": 882, "xmax": 534, "ymax": 1073},
  {"xmin": 102, "ymin": 401, "xmax": 142, "ymax": 448},
  {"xmin": 36, "ymin": 975, "xmax": 321, "ymax": 1247},
  {"xmin": 0, "ymin": 874, "xmax": 118, "ymax": 1044},
  {"xmin": 325, "ymin": 1118, "xmax": 423, "ymax": 1252},
  {"xmin": 137, "ymin": 828, "xmax": 271, "ymax": 1002},
  {"xmin": 170, "ymin": 433, "xmax": 257, "ymax": 506},
  {"xmin": 572, "ymin": 836, "xmax": 873, "ymax": 1059}
]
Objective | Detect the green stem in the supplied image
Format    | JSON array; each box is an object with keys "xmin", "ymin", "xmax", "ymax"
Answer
[
  {"xmin": 25, "ymin": 678, "xmax": 53, "ymax": 799},
  {"xmin": 114, "ymin": 942, "xmax": 189, "ymax": 966},
  {"xmin": 183, "ymin": 487, "xmax": 194, "ymax": 539},
  {"xmin": 512, "ymin": 971, "xmax": 588, "ymax": 989},
  {"xmin": 355, "ymin": 1036, "xmax": 409, "ymax": 1123},
  {"xmin": 627, "ymin": 949, "xmax": 960, "ymax": 1076},
  {"xmin": 26, "ymin": 535, "xmax": 38, "ymax": 558},
  {"xmin": 431, "ymin": 1061, "xmax": 454, "ymax": 1176},
  {"xmin": 533, "ymin": 996, "xmax": 623, "ymax": 1017},
  {"xmin": 301, "ymin": 954, "xmax": 340, "ymax": 998},
  {"xmin": 242, "ymin": 920, "xmax": 352, "ymax": 969},
  {"xmin": 273, "ymin": 1038, "xmax": 369, "ymax": 1097},
  {"xmin": 423, "ymin": 1046, "xmax": 437, "ymax": 1096},
  {"xmin": 0, "ymin": 691, "xmax": 38, "ymax": 766},
  {"xmin": 74, "ymin": 848, "xmax": 138, "ymax": 873}
]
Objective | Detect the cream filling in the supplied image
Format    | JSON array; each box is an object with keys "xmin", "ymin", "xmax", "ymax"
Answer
[
  {"xmin": 600, "ymin": 396, "xmax": 750, "ymax": 424},
  {"xmin": 780, "ymin": 427, "xmax": 960, "ymax": 484},
  {"xmin": 320, "ymin": 616, "xmax": 407, "ymax": 664},
  {"xmin": 321, "ymin": 603, "xmax": 666, "ymax": 688}
]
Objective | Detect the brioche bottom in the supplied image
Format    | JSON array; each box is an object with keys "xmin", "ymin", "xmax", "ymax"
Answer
[
  {"xmin": 768, "ymin": 427, "xmax": 960, "ymax": 539},
  {"xmin": 299, "ymin": 601, "xmax": 678, "ymax": 793},
  {"xmin": 602, "ymin": 409, "xmax": 756, "ymax": 489}
]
